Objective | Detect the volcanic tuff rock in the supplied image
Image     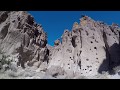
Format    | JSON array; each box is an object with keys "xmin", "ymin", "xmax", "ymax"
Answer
[
  {"xmin": 0, "ymin": 11, "xmax": 49, "ymax": 69},
  {"xmin": 48, "ymin": 15, "xmax": 120, "ymax": 76},
  {"xmin": 0, "ymin": 11, "xmax": 120, "ymax": 79}
]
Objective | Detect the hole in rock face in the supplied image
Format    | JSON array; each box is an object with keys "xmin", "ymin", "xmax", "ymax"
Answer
[
  {"xmin": 12, "ymin": 20, "xmax": 15, "ymax": 23},
  {"xmin": 18, "ymin": 17, "xmax": 20, "ymax": 21},
  {"xmin": 94, "ymin": 47, "xmax": 97, "ymax": 50},
  {"xmin": 46, "ymin": 49, "xmax": 49, "ymax": 56},
  {"xmin": 91, "ymin": 41, "xmax": 93, "ymax": 43},
  {"xmin": 67, "ymin": 49, "xmax": 72, "ymax": 53},
  {"xmin": 52, "ymin": 73, "xmax": 58, "ymax": 78},
  {"xmin": 95, "ymin": 39, "xmax": 99, "ymax": 43},
  {"xmin": 77, "ymin": 53, "xmax": 78, "ymax": 56},
  {"xmin": 91, "ymin": 36, "xmax": 94, "ymax": 39},
  {"xmin": 90, "ymin": 69, "xmax": 92, "ymax": 71},
  {"xmin": 71, "ymin": 36, "xmax": 77, "ymax": 48},
  {"xmin": 78, "ymin": 61, "xmax": 81, "ymax": 69},
  {"xmin": 85, "ymin": 31, "xmax": 89, "ymax": 36},
  {"xmin": 87, "ymin": 66, "xmax": 90, "ymax": 68},
  {"xmin": 79, "ymin": 51, "xmax": 82, "ymax": 56}
]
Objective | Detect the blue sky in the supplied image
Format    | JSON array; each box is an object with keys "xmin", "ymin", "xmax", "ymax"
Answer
[{"xmin": 28, "ymin": 11, "xmax": 120, "ymax": 46}]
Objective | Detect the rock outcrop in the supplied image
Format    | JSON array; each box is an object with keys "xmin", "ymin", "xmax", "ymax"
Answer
[
  {"xmin": 48, "ymin": 15, "xmax": 120, "ymax": 77},
  {"xmin": 0, "ymin": 11, "xmax": 49, "ymax": 69},
  {"xmin": 0, "ymin": 12, "xmax": 120, "ymax": 79}
]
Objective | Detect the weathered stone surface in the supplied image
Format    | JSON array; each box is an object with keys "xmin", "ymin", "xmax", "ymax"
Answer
[
  {"xmin": 0, "ymin": 11, "xmax": 49, "ymax": 69},
  {"xmin": 1, "ymin": 12, "xmax": 120, "ymax": 79},
  {"xmin": 48, "ymin": 15, "xmax": 120, "ymax": 77}
]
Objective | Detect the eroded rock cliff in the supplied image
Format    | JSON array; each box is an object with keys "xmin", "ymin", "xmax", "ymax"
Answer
[
  {"xmin": 48, "ymin": 15, "xmax": 120, "ymax": 77},
  {"xmin": 0, "ymin": 12, "xmax": 120, "ymax": 79},
  {"xmin": 0, "ymin": 11, "xmax": 49, "ymax": 70}
]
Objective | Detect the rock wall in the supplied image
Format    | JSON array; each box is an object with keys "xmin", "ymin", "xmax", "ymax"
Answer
[
  {"xmin": 0, "ymin": 11, "xmax": 49, "ymax": 69},
  {"xmin": 48, "ymin": 15, "xmax": 120, "ymax": 76},
  {"xmin": 0, "ymin": 12, "xmax": 120, "ymax": 78}
]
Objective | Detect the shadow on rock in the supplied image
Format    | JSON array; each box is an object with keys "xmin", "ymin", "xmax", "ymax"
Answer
[{"xmin": 98, "ymin": 43, "xmax": 120, "ymax": 75}]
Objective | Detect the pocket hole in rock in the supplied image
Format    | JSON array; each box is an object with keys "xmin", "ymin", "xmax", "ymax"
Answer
[
  {"xmin": 89, "ymin": 69, "xmax": 92, "ymax": 71},
  {"xmin": 94, "ymin": 47, "xmax": 97, "ymax": 50},
  {"xmin": 91, "ymin": 41, "xmax": 93, "ymax": 43}
]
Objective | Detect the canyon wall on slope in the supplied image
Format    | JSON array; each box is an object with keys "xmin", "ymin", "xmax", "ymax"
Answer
[
  {"xmin": 48, "ymin": 15, "xmax": 120, "ymax": 76},
  {"xmin": 0, "ymin": 11, "xmax": 49, "ymax": 70},
  {"xmin": 0, "ymin": 11, "xmax": 120, "ymax": 78}
]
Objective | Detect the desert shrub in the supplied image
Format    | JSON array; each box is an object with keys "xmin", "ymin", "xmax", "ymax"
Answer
[
  {"xmin": 0, "ymin": 49, "xmax": 12, "ymax": 70},
  {"xmin": 7, "ymin": 70, "xmax": 18, "ymax": 77},
  {"xmin": 113, "ymin": 66, "xmax": 120, "ymax": 74}
]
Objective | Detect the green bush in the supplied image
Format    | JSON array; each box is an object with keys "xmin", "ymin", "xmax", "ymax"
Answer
[{"xmin": 0, "ymin": 49, "xmax": 12, "ymax": 70}]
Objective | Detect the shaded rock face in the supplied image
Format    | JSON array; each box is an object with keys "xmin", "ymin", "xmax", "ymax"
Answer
[
  {"xmin": 48, "ymin": 15, "xmax": 120, "ymax": 76},
  {"xmin": 0, "ymin": 11, "xmax": 49, "ymax": 68}
]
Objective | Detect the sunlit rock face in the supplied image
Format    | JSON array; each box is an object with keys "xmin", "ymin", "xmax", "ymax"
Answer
[
  {"xmin": 48, "ymin": 15, "xmax": 120, "ymax": 76},
  {"xmin": 0, "ymin": 12, "xmax": 120, "ymax": 79}
]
